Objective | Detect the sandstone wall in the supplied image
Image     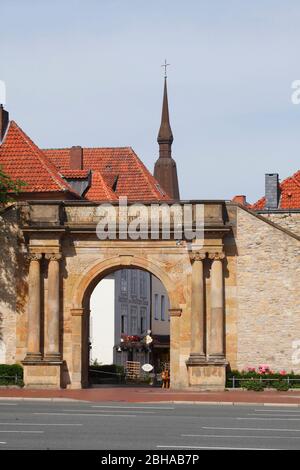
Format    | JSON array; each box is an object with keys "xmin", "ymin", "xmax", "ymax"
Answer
[
  {"xmin": 259, "ymin": 212, "xmax": 300, "ymax": 237},
  {"xmin": 235, "ymin": 207, "xmax": 300, "ymax": 373},
  {"xmin": 0, "ymin": 206, "xmax": 27, "ymax": 364}
]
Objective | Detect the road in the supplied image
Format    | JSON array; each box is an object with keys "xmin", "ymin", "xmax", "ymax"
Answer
[{"xmin": 0, "ymin": 400, "xmax": 300, "ymax": 450}]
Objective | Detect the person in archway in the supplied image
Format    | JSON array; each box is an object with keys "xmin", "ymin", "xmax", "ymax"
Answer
[{"xmin": 161, "ymin": 368, "xmax": 170, "ymax": 389}]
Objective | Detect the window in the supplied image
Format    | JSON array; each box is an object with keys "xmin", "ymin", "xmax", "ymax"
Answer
[
  {"xmin": 161, "ymin": 295, "xmax": 166, "ymax": 321},
  {"xmin": 120, "ymin": 305, "xmax": 128, "ymax": 334},
  {"xmin": 131, "ymin": 270, "xmax": 138, "ymax": 297},
  {"xmin": 154, "ymin": 294, "xmax": 159, "ymax": 320},
  {"xmin": 130, "ymin": 306, "xmax": 138, "ymax": 335},
  {"xmin": 120, "ymin": 270, "xmax": 128, "ymax": 294},
  {"xmin": 140, "ymin": 271, "xmax": 147, "ymax": 298},
  {"xmin": 140, "ymin": 307, "xmax": 147, "ymax": 335}
]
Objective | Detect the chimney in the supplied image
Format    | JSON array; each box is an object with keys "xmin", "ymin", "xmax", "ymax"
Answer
[
  {"xmin": 265, "ymin": 173, "xmax": 280, "ymax": 209},
  {"xmin": 70, "ymin": 146, "xmax": 83, "ymax": 170},
  {"xmin": 0, "ymin": 104, "xmax": 9, "ymax": 142},
  {"xmin": 232, "ymin": 195, "xmax": 247, "ymax": 206}
]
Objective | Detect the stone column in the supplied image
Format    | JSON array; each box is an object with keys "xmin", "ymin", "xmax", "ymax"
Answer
[
  {"xmin": 70, "ymin": 308, "xmax": 84, "ymax": 389},
  {"xmin": 209, "ymin": 252, "xmax": 225, "ymax": 360},
  {"xmin": 187, "ymin": 252, "xmax": 206, "ymax": 363},
  {"xmin": 25, "ymin": 254, "xmax": 42, "ymax": 360},
  {"xmin": 45, "ymin": 253, "xmax": 62, "ymax": 360},
  {"xmin": 169, "ymin": 308, "xmax": 182, "ymax": 388}
]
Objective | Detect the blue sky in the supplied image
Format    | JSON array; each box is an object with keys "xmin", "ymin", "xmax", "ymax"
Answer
[{"xmin": 1, "ymin": 0, "xmax": 300, "ymax": 202}]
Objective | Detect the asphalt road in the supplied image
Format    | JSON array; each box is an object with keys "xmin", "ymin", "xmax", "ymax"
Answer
[{"xmin": 0, "ymin": 400, "xmax": 300, "ymax": 450}]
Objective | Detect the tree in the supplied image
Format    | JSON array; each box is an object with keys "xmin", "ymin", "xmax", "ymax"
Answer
[{"xmin": 0, "ymin": 165, "xmax": 26, "ymax": 204}]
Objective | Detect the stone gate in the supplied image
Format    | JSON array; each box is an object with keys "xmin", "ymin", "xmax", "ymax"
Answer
[{"xmin": 2, "ymin": 198, "xmax": 300, "ymax": 389}]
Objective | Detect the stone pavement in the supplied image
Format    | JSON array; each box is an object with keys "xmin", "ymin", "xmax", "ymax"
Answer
[{"xmin": 0, "ymin": 387, "xmax": 300, "ymax": 405}]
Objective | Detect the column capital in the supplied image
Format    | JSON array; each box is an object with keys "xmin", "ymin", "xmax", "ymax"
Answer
[
  {"xmin": 208, "ymin": 252, "xmax": 225, "ymax": 261},
  {"xmin": 27, "ymin": 253, "xmax": 42, "ymax": 262},
  {"xmin": 45, "ymin": 253, "xmax": 62, "ymax": 261},
  {"xmin": 189, "ymin": 252, "xmax": 206, "ymax": 263}
]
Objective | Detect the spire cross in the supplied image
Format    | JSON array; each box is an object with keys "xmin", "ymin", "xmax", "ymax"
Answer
[{"xmin": 161, "ymin": 59, "xmax": 170, "ymax": 78}]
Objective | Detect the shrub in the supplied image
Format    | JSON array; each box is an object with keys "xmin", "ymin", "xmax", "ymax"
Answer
[
  {"xmin": 227, "ymin": 368, "xmax": 300, "ymax": 389},
  {"xmin": 0, "ymin": 364, "xmax": 23, "ymax": 386},
  {"xmin": 273, "ymin": 381, "xmax": 289, "ymax": 392},
  {"xmin": 242, "ymin": 380, "xmax": 264, "ymax": 392}
]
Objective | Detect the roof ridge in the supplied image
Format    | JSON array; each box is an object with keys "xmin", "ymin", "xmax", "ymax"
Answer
[{"xmin": 42, "ymin": 146, "xmax": 132, "ymax": 151}]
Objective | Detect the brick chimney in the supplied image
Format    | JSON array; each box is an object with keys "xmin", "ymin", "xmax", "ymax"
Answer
[
  {"xmin": 70, "ymin": 146, "xmax": 83, "ymax": 170},
  {"xmin": 0, "ymin": 104, "xmax": 9, "ymax": 142},
  {"xmin": 232, "ymin": 195, "xmax": 247, "ymax": 206},
  {"xmin": 265, "ymin": 173, "xmax": 280, "ymax": 209}
]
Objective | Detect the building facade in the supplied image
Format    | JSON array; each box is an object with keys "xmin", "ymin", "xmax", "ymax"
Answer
[
  {"xmin": 1, "ymin": 80, "xmax": 300, "ymax": 390},
  {"xmin": 89, "ymin": 269, "xmax": 170, "ymax": 370}
]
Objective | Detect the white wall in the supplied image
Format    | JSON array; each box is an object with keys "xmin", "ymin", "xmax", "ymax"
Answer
[
  {"xmin": 151, "ymin": 275, "xmax": 170, "ymax": 336},
  {"xmin": 90, "ymin": 275, "xmax": 115, "ymax": 365}
]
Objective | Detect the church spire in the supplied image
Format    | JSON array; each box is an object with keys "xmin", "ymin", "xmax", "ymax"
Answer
[
  {"xmin": 154, "ymin": 66, "xmax": 180, "ymax": 199},
  {"xmin": 157, "ymin": 77, "xmax": 173, "ymax": 150}
]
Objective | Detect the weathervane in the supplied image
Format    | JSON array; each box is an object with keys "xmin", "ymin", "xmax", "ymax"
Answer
[{"xmin": 161, "ymin": 59, "xmax": 170, "ymax": 78}]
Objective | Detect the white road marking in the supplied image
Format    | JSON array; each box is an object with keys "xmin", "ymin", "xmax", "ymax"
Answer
[
  {"xmin": 248, "ymin": 413, "xmax": 300, "ymax": 418},
  {"xmin": 92, "ymin": 405, "xmax": 174, "ymax": 410},
  {"xmin": 34, "ymin": 413, "xmax": 137, "ymax": 418},
  {"xmin": 202, "ymin": 426, "xmax": 300, "ymax": 432},
  {"xmin": 0, "ymin": 442, "xmax": 6, "ymax": 445},
  {"xmin": 237, "ymin": 417, "xmax": 300, "ymax": 421},
  {"xmin": 63, "ymin": 409, "xmax": 155, "ymax": 414},
  {"xmin": 157, "ymin": 445, "xmax": 277, "ymax": 450},
  {"xmin": 254, "ymin": 409, "xmax": 300, "ymax": 413},
  {"xmin": 0, "ymin": 430, "xmax": 44, "ymax": 434},
  {"xmin": 182, "ymin": 434, "xmax": 300, "ymax": 439},
  {"xmin": 0, "ymin": 404, "xmax": 17, "ymax": 406},
  {"xmin": 0, "ymin": 423, "xmax": 82, "ymax": 426}
]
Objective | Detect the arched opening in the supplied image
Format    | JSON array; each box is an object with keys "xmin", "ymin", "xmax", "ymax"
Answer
[{"xmin": 72, "ymin": 256, "xmax": 175, "ymax": 388}]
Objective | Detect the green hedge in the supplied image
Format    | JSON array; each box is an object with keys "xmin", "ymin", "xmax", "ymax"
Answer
[
  {"xmin": 226, "ymin": 369, "xmax": 300, "ymax": 390},
  {"xmin": 0, "ymin": 364, "xmax": 23, "ymax": 386}
]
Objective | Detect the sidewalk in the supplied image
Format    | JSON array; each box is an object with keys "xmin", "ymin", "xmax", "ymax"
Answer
[{"xmin": 1, "ymin": 387, "xmax": 300, "ymax": 405}]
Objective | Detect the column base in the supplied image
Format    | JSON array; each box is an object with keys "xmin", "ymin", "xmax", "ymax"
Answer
[
  {"xmin": 208, "ymin": 354, "xmax": 227, "ymax": 363},
  {"xmin": 23, "ymin": 353, "xmax": 42, "ymax": 362},
  {"xmin": 186, "ymin": 359, "xmax": 227, "ymax": 391},
  {"xmin": 186, "ymin": 353, "xmax": 207, "ymax": 365},
  {"xmin": 43, "ymin": 353, "xmax": 61, "ymax": 362},
  {"xmin": 22, "ymin": 360, "xmax": 63, "ymax": 389}
]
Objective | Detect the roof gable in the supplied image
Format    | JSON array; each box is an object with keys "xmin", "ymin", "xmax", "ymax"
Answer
[{"xmin": 0, "ymin": 121, "xmax": 77, "ymax": 195}]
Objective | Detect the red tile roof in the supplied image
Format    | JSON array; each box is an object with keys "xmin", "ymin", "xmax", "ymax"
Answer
[
  {"xmin": 85, "ymin": 171, "xmax": 118, "ymax": 201},
  {"xmin": 251, "ymin": 170, "xmax": 300, "ymax": 210},
  {"xmin": 43, "ymin": 147, "xmax": 170, "ymax": 201},
  {"xmin": 0, "ymin": 121, "xmax": 78, "ymax": 195},
  {"xmin": 0, "ymin": 120, "xmax": 169, "ymax": 202},
  {"xmin": 61, "ymin": 169, "xmax": 90, "ymax": 179}
]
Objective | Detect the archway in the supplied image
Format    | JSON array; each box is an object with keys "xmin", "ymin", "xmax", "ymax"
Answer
[{"xmin": 70, "ymin": 255, "xmax": 177, "ymax": 388}]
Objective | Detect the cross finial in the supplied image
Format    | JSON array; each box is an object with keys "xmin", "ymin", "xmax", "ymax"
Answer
[{"xmin": 161, "ymin": 59, "xmax": 170, "ymax": 78}]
